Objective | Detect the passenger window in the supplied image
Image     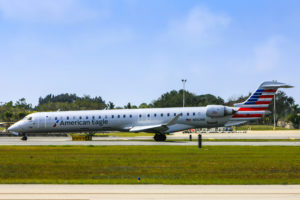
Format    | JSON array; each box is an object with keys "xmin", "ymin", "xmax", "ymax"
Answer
[
  {"xmin": 193, "ymin": 112, "xmax": 195, "ymax": 116},
  {"xmin": 79, "ymin": 116, "xmax": 82, "ymax": 119},
  {"xmin": 174, "ymin": 113, "xmax": 176, "ymax": 116},
  {"xmin": 86, "ymin": 116, "xmax": 88, "ymax": 119},
  {"xmin": 118, "ymin": 115, "xmax": 120, "ymax": 118},
  {"xmin": 187, "ymin": 113, "xmax": 189, "ymax": 116},
  {"xmin": 55, "ymin": 117, "xmax": 57, "ymax": 120},
  {"xmin": 92, "ymin": 116, "xmax": 95, "ymax": 119},
  {"xmin": 167, "ymin": 113, "xmax": 170, "ymax": 117},
  {"xmin": 130, "ymin": 114, "xmax": 132, "ymax": 118},
  {"xmin": 67, "ymin": 116, "xmax": 69, "ymax": 120},
  {"xmin": 161, "ymin": 113, "xmax": 163, "ymax": 117},
  {"xmin": 139, "ymin": 114, "xmax": 142, "ymax": 118},
  {"xmin": 154, "ymin": 114, "xmax": 157, "ymax": 117},
  {"xmin": 112, "ymin": 115, "xmax": 114, "ymax": 118},
  {"xmin": 147, "ymin": 114, "xmax": 150, "ymax": 117},
  {"xmin": 123, "ymin": 115, "xmax": 126, "ymax": 118},
  {"xmin": 99, "ymin": 116, "xmax": 101, "ymax": 119}
]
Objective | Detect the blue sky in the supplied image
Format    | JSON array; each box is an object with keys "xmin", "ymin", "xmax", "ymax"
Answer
[{"xmin": 0, "ymin": 0, "xmax": 299, "ymax": 106}]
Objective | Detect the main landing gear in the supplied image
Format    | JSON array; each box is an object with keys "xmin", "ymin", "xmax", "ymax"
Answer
[
  {"xmin": 154, "ymin": 133, "xmax": 166, "ymax": 142},
  {"xmin": 21, "ymin": 133, "xmax": 27, "ymax": 141}
]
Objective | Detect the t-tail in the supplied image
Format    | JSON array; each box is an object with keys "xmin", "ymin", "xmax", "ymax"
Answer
[{"xmin": 232, "ymin": 81, "xmax": 293, "ymax": 121}]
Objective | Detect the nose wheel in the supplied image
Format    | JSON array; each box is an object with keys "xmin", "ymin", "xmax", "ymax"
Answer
[
  {"xmin": 21, "ymin": 134, "xmax": 27, "ymax": 141},
  {"xmin": 154, "ymin": 134, "xmax": 166, "ymax": 142}
]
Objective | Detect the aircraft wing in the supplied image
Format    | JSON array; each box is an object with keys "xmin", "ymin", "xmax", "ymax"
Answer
[
  {"xmin": 129, "ymin": 124, "xmax": 167, "ymax": 132},
  {"xmin": 129, "ymin": 114, "xmax": 182, "ymax": 133},
  {"xmin": 224, "ymin": 121, "xmax": 248, "ymax": 127}
]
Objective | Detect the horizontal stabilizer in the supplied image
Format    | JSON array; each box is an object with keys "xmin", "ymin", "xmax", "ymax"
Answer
[{"xmin": 260, "ymin": 82, "xmax": 293, "ymax": 89}]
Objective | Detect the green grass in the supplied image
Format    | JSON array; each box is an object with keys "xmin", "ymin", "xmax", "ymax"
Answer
[
  {"xmin": 105, "ymin": 139, "xmax": 300, "ymax": 142},
  {"xmin": 236, "ymin": 125, "xmax": 292, "ymax": 131},
  {"xmin": 0, "ymin": 146, "xmax": 299, "ymax": 184},
  {"xmin": 201, "ymin": 139, "xmax": 300, "ymax": 142},
  {"xmin": 134, "ymin": 139, "xmax": 300, "ymax": 142}
]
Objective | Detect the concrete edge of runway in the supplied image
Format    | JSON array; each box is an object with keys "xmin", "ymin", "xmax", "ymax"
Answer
[
  {"xmin": 0, "ymin": 140, "xmax": 300, "ymax": 146},
  {"xmin": 0, "ymin": 184, "xmax": 300, "ymax": 194}
]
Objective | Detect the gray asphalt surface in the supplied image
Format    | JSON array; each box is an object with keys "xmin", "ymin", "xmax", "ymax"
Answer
[
  {"xmin": 0, "ymin": 137, "xmax": 299, "ymax": 146},
  {"xmin": 0, "ymin": 131, "xmax": 299, "ymax": 146},
  {"xmin": 0, "ymin": 184, "xmax": 299, "ymax": 200},
  {"xmin": 171, "ymin": 130, "xmax": 300, "ymax": 139}
]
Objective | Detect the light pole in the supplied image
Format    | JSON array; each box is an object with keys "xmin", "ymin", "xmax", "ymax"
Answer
[
  {"xmin": 297, "ymin": 113, "xmax": 300, "ymax": 128},
  {"xmin": 182, "ymin": 79, "xmax": 187, "ymax": 107},
  {"xmin": 273, "ymin": 93, "xmax": 276, "ymax": 130}
]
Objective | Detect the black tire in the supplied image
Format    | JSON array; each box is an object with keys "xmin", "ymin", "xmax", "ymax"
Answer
[
  {"xmin": 21, "ymin": 136, "xmax": 27, "ymax": 141},
  {"xmin": 154, "ymin": 134, "xmax": 160, "ymax": 141},
  {"xmin": 154, "ymin": 134, "xmax": 166, "ymax": 142}
]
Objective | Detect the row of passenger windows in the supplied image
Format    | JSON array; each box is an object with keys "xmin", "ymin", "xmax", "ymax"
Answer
[
  {"xmin": 139, "ymin": 112, "xmax": 196, "ymax": 118},
  {"xmin": 54, "ymin": 112, "xmax": 197, "ymax": 121}
]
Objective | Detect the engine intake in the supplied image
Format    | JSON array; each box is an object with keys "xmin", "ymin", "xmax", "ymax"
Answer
[{"xmin": 206, "ymin": 105, "xmax": 237, "ymax": 118}]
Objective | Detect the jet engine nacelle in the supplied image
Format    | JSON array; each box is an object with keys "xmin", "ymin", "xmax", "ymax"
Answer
[{"xmin": 206, "ymin": 105, "xmax": 237, "ymax": 118}]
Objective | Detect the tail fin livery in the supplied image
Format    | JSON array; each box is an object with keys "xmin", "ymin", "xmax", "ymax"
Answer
[{"xmin": 232, "ymin": 81, "xmax": 293, "ymax": 120}]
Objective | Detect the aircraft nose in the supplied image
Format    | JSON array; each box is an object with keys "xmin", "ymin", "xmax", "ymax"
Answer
[
  {"xmin": 7, "ymin": 123, "xmax": 20, "ymax": 132},
  {"xmin": 7, "ymin": 124, "xmax": 15, "ymax": 132}
]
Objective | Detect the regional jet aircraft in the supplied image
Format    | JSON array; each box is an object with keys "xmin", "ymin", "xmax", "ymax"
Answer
[{"xmin": 8, "ymin": 81, "xmax": 293, "ymax": 141}]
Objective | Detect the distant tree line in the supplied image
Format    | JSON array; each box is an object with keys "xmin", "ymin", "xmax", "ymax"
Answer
[
  {"xmin": 36, "ymin": 94, "xmax": 106, "ymax": 111},
  {"xmin": 0, "ymin": 98, "xmax": 32, "ymax": 122},
  {"xmin": 0, "ymin": 90, "xmax": 299, "ymax": 128}
]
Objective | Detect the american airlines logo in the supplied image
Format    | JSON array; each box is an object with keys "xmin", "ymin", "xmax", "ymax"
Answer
[
  {"xmin": 53, "ymin": 120, "xmax": 59, "ymax": 127},
  {"xmin": 55, "ymin": 119, "xmax": 108, "ymax": 127}
]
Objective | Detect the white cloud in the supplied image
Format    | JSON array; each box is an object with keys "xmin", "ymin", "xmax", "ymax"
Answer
[
  {"xmin": 254, "ymin": 36, "xmax": 283, "ymax": 72},
  {"xmin": 166, "ymin": 6, "xmax": 230, "ymax": 43},
  {"xmin": 0, "ymin": 0, "xmax": 100, "ymax": 23}
]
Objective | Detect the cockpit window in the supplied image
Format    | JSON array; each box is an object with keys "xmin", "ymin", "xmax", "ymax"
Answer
[{"xmin": 27, "ymin": 117, "xmax": 32, "ymax": 120}]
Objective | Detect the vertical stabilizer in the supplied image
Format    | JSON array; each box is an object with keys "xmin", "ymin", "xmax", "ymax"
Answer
[{"xmin": 232, "ymin": 81, "xmax": 293, "ymax": 120}]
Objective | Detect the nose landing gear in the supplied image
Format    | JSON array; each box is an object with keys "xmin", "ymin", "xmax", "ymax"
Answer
[
  {"xmin": 154, "ymin": 133, "xmax": 166, "ymax": 142},
  {"xmin": 21, "ymin": 133, "xmax": 27, "ymax": 141}
]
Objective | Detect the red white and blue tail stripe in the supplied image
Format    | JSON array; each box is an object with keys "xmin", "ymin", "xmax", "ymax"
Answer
[{"xmin": 232, "ymin": 81, "xmax": 293, "ymax": 121}]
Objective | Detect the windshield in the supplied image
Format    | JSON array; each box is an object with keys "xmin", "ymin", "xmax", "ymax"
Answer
[{"xmin": 23, "ymin": 116, "xmax": 32, "ymax": 121}]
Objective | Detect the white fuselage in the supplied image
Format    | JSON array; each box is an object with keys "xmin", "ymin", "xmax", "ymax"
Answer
[
  {"xmin": 8, "ymin": 81, "xmax": 292, "ymax": 136},
  {"xmin": 8, "ymin": 107, "xmax": 233, "ymax": 134}
]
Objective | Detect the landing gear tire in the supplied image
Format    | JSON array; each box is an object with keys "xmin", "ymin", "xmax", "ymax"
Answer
[
  {"xmin": 154, "ymin": 134, "xmax": 166, "ymax": 142},
  {"xmin": 21, "ymin": 134, "xmax": 27, "ymax": 141}
]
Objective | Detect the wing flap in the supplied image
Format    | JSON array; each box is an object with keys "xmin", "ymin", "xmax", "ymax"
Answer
[{"xmin": 224, "ymin": 121, "xmax": 247, "ymax": 127}]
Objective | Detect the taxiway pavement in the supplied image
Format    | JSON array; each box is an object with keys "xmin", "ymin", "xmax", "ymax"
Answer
[
  {"xmin": 0, "ymin": 184, "xmax": 299, "ymax": 200},
  {"xmin": 0, "ymin": 137, "xmax": 299, "ymax": 146},
  {"xmin": 0, "ymin": 130, "xmax": 299, "ymax": 146}
]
